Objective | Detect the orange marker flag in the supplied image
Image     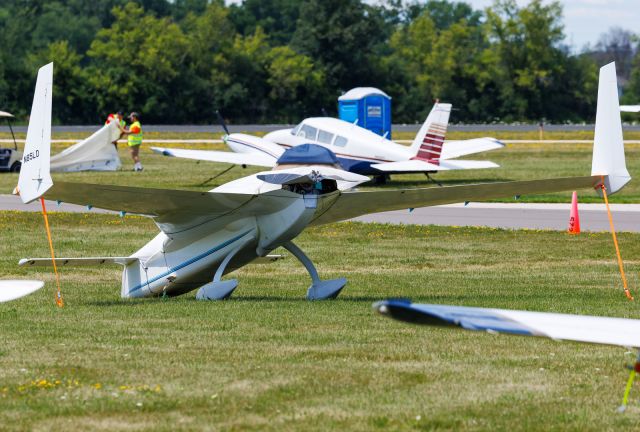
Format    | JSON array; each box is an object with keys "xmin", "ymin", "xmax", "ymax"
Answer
[{"xmin": 568, "ymin": 191, "xmax": 580, "ymax": 234}]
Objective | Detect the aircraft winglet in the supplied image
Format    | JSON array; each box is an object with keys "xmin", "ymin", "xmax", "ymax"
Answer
[
  {"xmin": 592, "ymin": 62, "xmax": 630, "ymax": 195},
  {"xmin": 17, "ymin": 63, "xmax": 53, "ymax": 204}
]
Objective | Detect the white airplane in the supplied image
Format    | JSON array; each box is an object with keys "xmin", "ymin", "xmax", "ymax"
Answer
[
  {"xmin": 151, "ymin": 103, "xmax": 505, "ymax": 182},
  {"xmin": 18, "ymin": 62, "xmax": 629, "ymax": 301},
  {"xmin": 374, "ymin": 299, "xmax": 640, "ymax": 410}
]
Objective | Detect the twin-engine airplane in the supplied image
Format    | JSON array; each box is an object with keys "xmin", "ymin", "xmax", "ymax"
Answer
[
  {"xmin": 18, "ymin": 62, "xmax": 629, "ymax": 301},
  {"xmin": 151, "ymin": 103, "xmax": 504, "ymax": 180}
]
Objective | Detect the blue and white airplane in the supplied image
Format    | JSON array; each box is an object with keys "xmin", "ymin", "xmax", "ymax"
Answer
[
  {"xmin": 151, "ymin": 103, "xmax": 505, "ymax": 180},
  {"xmin": 374, "ymin": 298, "xmax": 640, "ymax": 410}
]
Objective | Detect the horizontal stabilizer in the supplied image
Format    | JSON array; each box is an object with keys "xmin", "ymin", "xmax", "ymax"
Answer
[
  {"xmin": 441, "ymin": 137, "xmax": 505, "ymax": 160},
  {"xmin": 19, "ymin": 257, "xmax": 137, "ymax": 267},
  {"xmin": 620, "ymin": 105, "xmax": 640, "ymax": 113},
  {"xmin": 151, "ymin": 147, "xmax": 276, "ymax": 168},
  {"xmin": 371, "ymin": 159, "xmax": 498, "ymax": 172},
  {"xmin": 374, "ymin": 300, "xmax": 640, "ymax": 349}
]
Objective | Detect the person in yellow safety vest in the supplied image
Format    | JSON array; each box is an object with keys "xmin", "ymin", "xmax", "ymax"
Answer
[
  {"xmin": 122, "ymin": 112, "xmax": 143, "ymax": 171},
  {"xmin": 105, "ymin": 111, "xmax": 126, "ymax": 148}
]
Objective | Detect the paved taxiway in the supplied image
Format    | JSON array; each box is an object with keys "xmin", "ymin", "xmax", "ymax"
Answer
[{"xmin": 1, "ymin": 195, "xmax": 637, "ymax": 233}]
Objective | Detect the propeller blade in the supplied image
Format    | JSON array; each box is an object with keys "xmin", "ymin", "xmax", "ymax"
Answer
[{"xmin": 216, "ymin": 110, "xmax": 230, "ymax": 135}]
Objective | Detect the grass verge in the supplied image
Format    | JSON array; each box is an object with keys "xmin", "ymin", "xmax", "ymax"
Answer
[{"xmin": 1, "ymin": 212, "xmax": 640, "ymax": 430}]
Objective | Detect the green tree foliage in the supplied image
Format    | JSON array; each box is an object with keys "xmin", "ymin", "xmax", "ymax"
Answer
[
  {"xmin": 27, "ymin": 41, "xmax": 90, "ymax": 123},
  {"xmin": 87, "ymin": 3, "xmax": 189, "ymax": 123},
  {"xmin": 0, "ymin": 0, "xmax": 625, "ymax": 124}
]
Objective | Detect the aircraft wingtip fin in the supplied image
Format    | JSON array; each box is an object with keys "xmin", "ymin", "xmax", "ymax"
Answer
[
  {"xmin": 592, "ymin": 61, "xmax": 631, "ymax": 195},
  {"xmin": 17, "ymin": 63, "xmax": 54, "ymax": 204}
]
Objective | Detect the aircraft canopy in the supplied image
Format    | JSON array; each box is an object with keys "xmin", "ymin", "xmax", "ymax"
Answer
[{"xmin": 276, "ymin": 143, "xmax": 341, "ymax": 166}]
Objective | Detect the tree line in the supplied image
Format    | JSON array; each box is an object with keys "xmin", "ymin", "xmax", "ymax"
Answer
[{"xmin": 0, "ymin": 0, "xmax": 638, "ymax": 125}]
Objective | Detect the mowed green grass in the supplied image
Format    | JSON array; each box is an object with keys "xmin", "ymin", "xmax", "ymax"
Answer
[
  {"xmin": 0, "ymin": 130, "xmax": 639, "ymax": 202},
  {"xmin": 2, "ymin": 212, "xmax": 640, "ymax": 430}
]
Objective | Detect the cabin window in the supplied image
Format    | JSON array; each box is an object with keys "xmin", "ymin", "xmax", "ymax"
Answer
[
  {"xmin": 317, "ymin": 130, "xmax": 334, "ymax": 145},
  {"xmin": 298, "ymin": 124, "xmax": 318, "ymax": 141},
  {"xmin": 334, "ymin": 135, "xmax": 348, "ymax": 147},
  {"xmin": 291, "ymin": 123, "xmax": 302, "ymax": 135}
]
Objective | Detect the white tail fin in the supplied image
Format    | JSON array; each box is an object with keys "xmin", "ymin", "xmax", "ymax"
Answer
[
  {"xmin": 592, "ymin": 62, "xmax": 630, "ymax": 195},
  {"xmin": 410, "ymin": 103, "xmax": 452, "ymax": 163},
  {"xmin": 18, "ymin": 63, "xmax": 53, "ymax": 203}
]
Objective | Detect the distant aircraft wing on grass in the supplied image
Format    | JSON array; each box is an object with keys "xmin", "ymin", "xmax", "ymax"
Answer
[
  {"xmin": 151, "ymin": 146, "xmax": 277, "ymax": 168},
  {"xmin": 374, "ymin": 299, "xmax": 640, "ymax": 348}
]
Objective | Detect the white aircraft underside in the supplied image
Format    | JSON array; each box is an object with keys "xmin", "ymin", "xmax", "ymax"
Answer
[{"xmin": 18, "ymin": 62, "xmax": 630, "ymax": 301}]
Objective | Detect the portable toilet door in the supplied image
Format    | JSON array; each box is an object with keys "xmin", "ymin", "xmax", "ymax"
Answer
[{"xmin": 338, "ymin": 87, "xmax": 392, "ymax": 139}]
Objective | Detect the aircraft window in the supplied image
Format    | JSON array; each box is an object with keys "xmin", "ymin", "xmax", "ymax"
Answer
[
  {"xmin": 298, "ymin": 124, "xmax": 318, "ymax": 140},
  {"xmin": 334, "ymin": 136, "xmax": 348, "ymax": 147},
  {"xmin": 317, "ymin": 130, "xmax": 334, "ymax": 145},
  {"xmin": 291, "ymin": 123, "xmax": 302, "ymax": 135}
]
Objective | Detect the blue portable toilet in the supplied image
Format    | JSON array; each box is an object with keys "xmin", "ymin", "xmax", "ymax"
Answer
[{"xmin": 338, "ymin": 87, "xmax": 392, "ymax": 139}]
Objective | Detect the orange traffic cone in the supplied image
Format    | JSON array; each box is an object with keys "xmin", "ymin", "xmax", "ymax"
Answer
[{"xmin": 568, "ymin": 191, "xmax": 580, "ymax": 234}]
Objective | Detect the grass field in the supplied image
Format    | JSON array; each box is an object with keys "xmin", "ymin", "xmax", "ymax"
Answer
[
  {"xmin": 2, "ymin": 212, "xmax": 640, "ymax": 430},
  {"xmin": 0, "ymin": 129, "xmax": 639, "ymax": 203}
]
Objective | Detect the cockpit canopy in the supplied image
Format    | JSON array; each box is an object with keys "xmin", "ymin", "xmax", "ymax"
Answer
[{"xmin": 291, "ymin": 122, "xmax": 348, "ymax": 147}]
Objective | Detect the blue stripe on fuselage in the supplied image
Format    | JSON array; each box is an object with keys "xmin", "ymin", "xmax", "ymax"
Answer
[{"xmin": 128, "ymin": 230, "xmax": 253, "ymax": 295}]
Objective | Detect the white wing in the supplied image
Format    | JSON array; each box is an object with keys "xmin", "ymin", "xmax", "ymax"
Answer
[
  {"xmin": 0, "ymin": 280, "xmax": 44, "ymax": 303},
  {"xmin": 375, "ymin": 300, "xmax": 640, "ymax": 348},
  {"xmin": 441, "ymin": 137, "xmax": 505, "ymax": 160},
  {"xmin": 371, "ymin": 159, "xmax": 498, "ymax": 172},
  {"xmin": 151, "ymin": 147, "xmax": 277, "ymax": 167}
]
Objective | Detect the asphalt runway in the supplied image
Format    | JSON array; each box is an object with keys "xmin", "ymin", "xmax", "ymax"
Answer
[
  {"xmin": 1, "ymin": 194, "xmax": 637, "ymax": 233},
  {"xmin": 2, "ymin": 123, "xmax": 640, "ymax": 134}
]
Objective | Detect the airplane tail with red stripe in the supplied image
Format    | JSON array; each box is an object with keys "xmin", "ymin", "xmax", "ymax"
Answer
[{"xmin": 410, "ymin": 103, "xmax": 452, "ymax": 165}]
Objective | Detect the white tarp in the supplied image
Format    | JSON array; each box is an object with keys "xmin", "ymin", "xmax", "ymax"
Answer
[{"xmin": 50, "ymin": 120, "xmax": 122, "ymax": 172}]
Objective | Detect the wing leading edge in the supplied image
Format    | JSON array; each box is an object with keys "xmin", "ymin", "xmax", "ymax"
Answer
[
  {"xmin": 311, "ymin": 175, "xmax": 600, "ymax": 226},
  {"xmin": 151, "ymin": 147, "xmax": 277, "ymax": 168},
  {"xmin": 374, "ymin": 300, "xmax": 640, "ymax": 349}
]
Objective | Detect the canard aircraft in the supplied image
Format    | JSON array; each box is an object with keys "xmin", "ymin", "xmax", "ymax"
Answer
[
  {"xmin": 18, "ymin": 62, "xmax": 629, "ymax": 301},
  {"xmin": 151, "ymin": 103, "xmax": 504, "ymax": 182}
]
